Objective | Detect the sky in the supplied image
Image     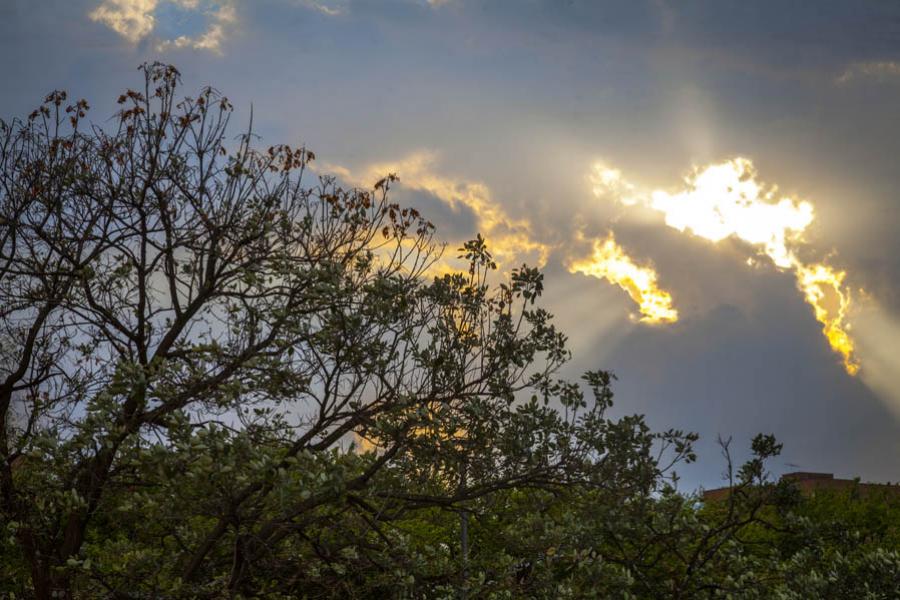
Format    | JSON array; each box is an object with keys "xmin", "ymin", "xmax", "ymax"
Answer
[{"xmin": 3, "ymin": 0, "xmax": 900, "ymax": 490}]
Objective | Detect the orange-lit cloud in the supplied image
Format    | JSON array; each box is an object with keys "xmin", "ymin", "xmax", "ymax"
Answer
[
  {"xmin": 794, "ymin": 262, "xmax": 858, "ymax": 375},
  {"xmin": 324, "ymin": 152, "xmax": 550, "ymax": 272},
  {"xmin": 591, "ymin": 158, "xmax": 860, "ymax": 374},
  {"xmin": 568, "ymin": 234, "xmax": 678, "ymax": 325}
]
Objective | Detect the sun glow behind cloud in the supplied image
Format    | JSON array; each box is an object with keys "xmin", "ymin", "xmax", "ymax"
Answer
[
  {"xmin": 591, "ymin": 158, "xmax": 860, "ymax": 375},
  {"xmin": 322, "ymin": 150, "xmax": 862, "ymax": 373},
  {"xmin": 648, "ymin": 158, "xmax": 813, "ymax": 269}
]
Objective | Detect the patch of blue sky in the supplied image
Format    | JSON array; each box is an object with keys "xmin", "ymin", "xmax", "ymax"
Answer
[{"xmin": 153, "ymin": 0, "xmax": 218, "ymax": 41}]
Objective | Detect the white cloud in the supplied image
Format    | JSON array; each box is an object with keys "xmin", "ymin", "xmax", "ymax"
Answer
[
  {"xmin": 835, "ymin": 60, "xmax": 900, "ymax": 85},
  {"xmin": 155, "ymin": 2, "xmax": 236, "ymax": 53},
  {"xmin": 89, "ymin": 0, "xmax": 158, "ymax": 43},
  {"xmin": 294, "ymin": 0, "xmax": 451, "ymax": 16},
  {"xmin": 90, "ymin": 0, "xmax": 451, "ymax": 46},
  {"xmin": 89, "ymin": 0, "xmax": 237, "ymax": 54},
  {"xmin": 296, "ymin": 0, "xmax": 346, "ymax": 16}
]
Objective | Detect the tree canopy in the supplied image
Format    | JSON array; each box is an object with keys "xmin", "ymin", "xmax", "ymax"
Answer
[{"xmin": 1, "ymin": 64, "xmax": 898, "ymax": 599}]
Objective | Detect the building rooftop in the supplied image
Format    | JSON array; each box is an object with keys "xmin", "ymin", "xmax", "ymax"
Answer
[{"xmin": 702, "ymin": 472, "xmax": 900, "ymax": 502}]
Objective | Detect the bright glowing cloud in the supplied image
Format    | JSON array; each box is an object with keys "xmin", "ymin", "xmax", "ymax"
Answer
[
  {"xmin": 568, "ymin": 234, "xmax": 678, "ymax": 325},
  {"xmin": 89, "ymin": 0, "xmax": 236, "ymax": 53},
  {"xmin": 649, "ymin": 159, "xmax": 813, "ymax": 268},
  {"xmin": 591, "ymin": 157, "xmax": 860, "ymax": 374},
  {"xmin": 794, "ymin": 262, "xmax": 858, "ymax": 375}
]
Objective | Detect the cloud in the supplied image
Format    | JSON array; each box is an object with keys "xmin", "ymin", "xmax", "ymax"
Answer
[
  {"xmin": 324, "ymin": 152, "xmax": 682, "ymax": 330},
  {"xmin": 835, "ymin": 61, "xmax": 900, "ymax": 85},
  {"xmin": 293, "ymin": 0, "xmax": 448, "ymax": 17},
  {"xmin": 568, "ymin": 233, "xmax": 677, "ymax": 324},
  {"xmin": 89, "ymin": 0, "xmax": 158, "ymax": 43},
  {"xmin": 323, "ymin": 151, "xmax": 550, "ymax": 272},
  {"xmin": 155, "ymin": 1, "xmax": 236, "ymax": 53},
  {"xmin": 646, "ymin": 158, "xmax": 813, "ymax": 269},
  {"xmin": 318, "ymin": 150, "xmax": 891, "ymax": 383},
  {"xmin": 296, "ymin": 0, "xmax": 346, "ymax": 16},
  {"xmin": 88, "ymin": 0, "xmax": 236, "ymax": 53}
]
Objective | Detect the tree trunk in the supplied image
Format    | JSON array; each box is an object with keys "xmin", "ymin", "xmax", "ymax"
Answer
[
  {"xmin": 20, "ymin": 528, "xmax": 73, "ymax": 600},
  {"xmin": 29, "ymin": 557, "xmax": 72, "ymax": 600}
]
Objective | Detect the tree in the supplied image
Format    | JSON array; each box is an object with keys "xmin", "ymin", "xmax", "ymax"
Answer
[{"xmin": 0, "ymin": 64, "xmax": 692, "ymax": 598}]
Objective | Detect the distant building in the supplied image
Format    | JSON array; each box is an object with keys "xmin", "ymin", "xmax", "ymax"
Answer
[{"xmin": 702, "ymin": 471, "xmax": 900, "ymax": 502}]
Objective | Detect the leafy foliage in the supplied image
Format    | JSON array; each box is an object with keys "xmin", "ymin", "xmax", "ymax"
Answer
[{"xmin": 1, "ymin": 65, "xmax": 898, "ymax": 599}]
